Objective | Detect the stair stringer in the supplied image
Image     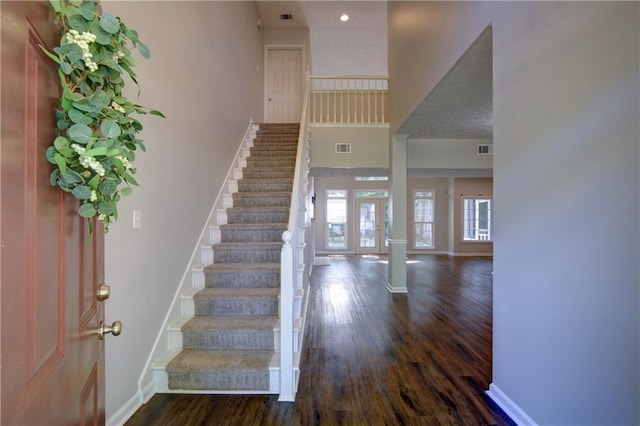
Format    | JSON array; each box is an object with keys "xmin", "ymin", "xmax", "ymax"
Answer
[{"xmin": 135, "ymin": 120, "xmax": 274, "ymax": 403}]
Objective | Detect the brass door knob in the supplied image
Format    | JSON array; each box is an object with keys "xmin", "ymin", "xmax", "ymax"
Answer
[{"xmin": 98, "ymin": 320, "xmax": 122, "ymax": 340}]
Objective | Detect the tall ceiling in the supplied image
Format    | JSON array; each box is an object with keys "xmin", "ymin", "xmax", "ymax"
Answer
[{"xmin": 256, "ymin": 1, "xmax": 493, "ymax": 140}]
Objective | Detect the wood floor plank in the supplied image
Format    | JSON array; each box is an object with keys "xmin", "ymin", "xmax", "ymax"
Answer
[{"xmin": 125, "ymin": 255, "xmax": 514, "ymax": 425}]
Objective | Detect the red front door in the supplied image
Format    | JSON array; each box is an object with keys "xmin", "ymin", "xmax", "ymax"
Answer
[{"xmin": 1, "ymin": 2, "xmax": 106, "ymax": 424}]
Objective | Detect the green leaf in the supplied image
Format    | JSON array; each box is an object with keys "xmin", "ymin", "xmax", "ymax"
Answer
[
  {"xmin": 121, "ymin": 187, "xmax": 132, "ymax": 196},
  {"xmin": 123, "ymin": 171, "xmax": 138, "ymax": 186},
  {"xmin": 50, "ymin": 169, "xmax": 60, "ymax": 186},
  {"xmin": 54, "ymin": 136, "xmax": 70, "ymax": 151},
  {"xmin": 60, "ymin": 61, "xmax": 72, "ymax": 75},
  {"xmin": 138, "ymin": 43, "xmax": 150, "ymax": 59},
  {"xmin": 150, "ymin": 110, "xmax": 166, "ymax": 118},
  {"xmin": 49, "ymin": 0, "xmax": 63, "ymax": 13},
  {"xmin": 83, "ymin": 147, "xmax": 108, "ymax": 157},
  {"xmin": 68, "ymin": 108, "xmax": 93, "ymax": 125},
  {"xmin": 98, "ymin": 179, "xmax": 118, "ymax": 196},
  {"xmin": 78, "ymin": 1, "xmax": 96, "ymax": 20},
  {"xmin": 57, "ymin": 119, "xmax": 72, "ymax": 130},
  {"xmin": 46, "ymin": 146, "xmax": 57, "ymax": 163},
  {"xmin": 87, "ymin": 174, "xmax": 100, "ymax": 190},
  {"xmin": 92, "ymin": 25, "xmax": 111, "ymax": 46},
  {"xmin": 72, "ymin": 99, "xmax": 99, "ymax": 113},
  {"xmin": 67, "ymin": 14, "xmax": 89, "ymax": 32},
  {"xmin": 72, "ymin": 185, "xmax": 92, "ymax": 200},
  {"xmin": 38, "ymin": 45, "xmax": 61, "ymax": 64},
  {"xmin": 58, "ymin": 43, "xmax": 83, "ymax": 63},
  {"xmin": 98, "ymin": 201, "xmax": 116, "ymax": 216},
  {"xmin": 62, "ymin": 169, "xmax": 83, "ymax": 184},
  {"xmin": 123, "ymin": 28, "xmax": 139, "ymax": 43},
  {"xmin": 106, "ymin": 148, "xmax": 120, "ymax": 157},
  {"xmin": 100, "ymin": 120, "xmax": 121, "ymax": 139},
  {"xmin": 78, "ymin": 203, "xmax": 97, "ymax": 218},
  {"xmin": 53, "ymin": 152, "xmax": 67, "ymax": 175},
  {"xmin": 89, "ymin": 90, "xmax": 110, "ymax": 109},
  {"xmin": 68, "ymin": 124, "xmax": 93, "ymax": 144},
  {"xmin": 99, "ymin": 13, "xmax": 120, "ymax": 35}
]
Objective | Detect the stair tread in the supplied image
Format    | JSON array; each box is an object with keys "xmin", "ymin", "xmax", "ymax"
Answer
[
  {"xmin": 213, "ymin": 241, "xmax": 283, "ymax": 248},
  {"xmin": 195, "ymin": 287, "xmax": 279, "ymax": 299},
  {"xmin": 166, "ymin": 349, "xmax": 274, "ymax": 372},
  {"xmin": 227, "ymin": 206, "xmax": 289, "ymax": 212},
  {"xmin": 239, "ymin": 178, "xmax": 293, "ymax": 183},
  {"xmin": 220, "ymin": 223, "xmax": 287, "ymax": 229},
  {"xmin": 204, "ymin": 262, "xmax": 280, "ymax": 271},
  {"xmin": 183, "ymin": 315, "xmax": 278, "ymax": 331}
]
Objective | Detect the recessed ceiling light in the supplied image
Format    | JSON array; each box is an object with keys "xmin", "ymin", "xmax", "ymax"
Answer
[{"xmin": 340, "ymin": 14, "xmax": 349, "ymax": 22}]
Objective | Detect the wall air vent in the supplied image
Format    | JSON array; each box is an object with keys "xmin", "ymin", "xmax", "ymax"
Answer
[
  {"xmin": 336, "ymin": 143, "xmax": 351, "ymax": 154},
  {"xmin": 477, "ymin": 144, "xmax": 493, "ymax": 155},
  {"xmin": 280, "ymin": 14, "xmax": 293, "ymax": 20}
]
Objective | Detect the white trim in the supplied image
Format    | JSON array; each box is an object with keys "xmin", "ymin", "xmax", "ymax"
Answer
[
  {"xmin": 309, "ymin": 123, "xmax": 390, "ymax": 129},
  {"xmin": 106, "ymin": 389, "xmax": 147, "ymax": 426},
  {"xmin": 486, "ymin": 383, "xmax": 538, "ymax": 426},
  {"xmin": 264, "ymin": 44, "xmax": 305, "ymax": 123},
  {"xmin": 386, "ymin": 283, "xmax": 408, "ymax": 293},
  {"xmin": 447, "ymin": 252, "xmax": 493, "ymax": 257}
]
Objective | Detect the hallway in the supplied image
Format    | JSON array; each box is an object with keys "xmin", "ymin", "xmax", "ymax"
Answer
[{"xmin": 125, "ymin": 255, "xmax": 513, "ymax": 425}]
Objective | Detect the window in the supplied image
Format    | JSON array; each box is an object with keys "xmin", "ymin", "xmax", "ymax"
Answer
[
  {"xmin": 462, "ymin": 198, "xmax": 492, "ymax": 241},
  {"xmin": 414, "ymin": 190, "xmax": 434, "ymax": 249},
  {"xmin": 326, "ymin": 190, "xmax": 347, "ymax": 248},
  {"xmin": 355, "ymin": 190, "xmax": 388, "ymax": 198}
]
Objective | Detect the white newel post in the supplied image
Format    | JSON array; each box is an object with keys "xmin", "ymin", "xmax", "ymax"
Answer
[{"xmin": 279, "ymin": 231, "xmax": 295, "ymax": 401}]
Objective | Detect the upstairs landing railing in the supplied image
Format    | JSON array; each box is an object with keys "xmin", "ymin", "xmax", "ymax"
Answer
[{"xmin": 309, "ymin": 75, "xmax": 389, "ymax": 124}]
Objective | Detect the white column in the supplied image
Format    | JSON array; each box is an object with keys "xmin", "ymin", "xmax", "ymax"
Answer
[{"xmin": 387, "ymin": 134, "xmax": 408, "ymax": 293}]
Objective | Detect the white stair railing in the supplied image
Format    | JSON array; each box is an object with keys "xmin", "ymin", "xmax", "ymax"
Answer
[
  {"xmin": 309, "ymin": 75, "xmax": 389, "ymax": 124},
  {"xmin": 279, "ymin": 70, "xmax": 312, "ymax": 402}
]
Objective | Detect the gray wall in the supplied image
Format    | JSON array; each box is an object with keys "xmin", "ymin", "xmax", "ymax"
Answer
[
  {"xmin": 103, "ymin": 1, "xmax": 263, "ymax": 419},
  {"xmin": 390, "ymin": 1, "xmax": 639, "ymax": 424}
]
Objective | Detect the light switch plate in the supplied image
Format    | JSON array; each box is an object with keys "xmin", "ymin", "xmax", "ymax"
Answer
[{"xmin": 133, "ymin": 210, "xmax": 142, "ymax": 229}]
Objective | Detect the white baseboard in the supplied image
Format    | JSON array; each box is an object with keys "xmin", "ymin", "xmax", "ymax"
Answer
[
  {"xmin": 106, "ymin": 390, "xmax": 145, "ymax": 426},
  {"xmin": 486, "ymin": 383, "xmax": 538, "ymax": 426}
]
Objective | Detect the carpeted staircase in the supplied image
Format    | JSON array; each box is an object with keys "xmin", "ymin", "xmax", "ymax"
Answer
[{"xmin": 165, "ymin": 123, "xmax": 300, "ymax": 391}]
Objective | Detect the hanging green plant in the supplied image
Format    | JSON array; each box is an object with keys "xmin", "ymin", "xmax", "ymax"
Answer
[{"xmin": 41, "ymin": 0, "xmax": 164, "ymax": 232}]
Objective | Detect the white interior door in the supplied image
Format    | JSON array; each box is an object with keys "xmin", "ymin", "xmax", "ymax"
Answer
[
  {"xmin": 266, "ymin": 48, "xmax": 302, "ymax": 123},
  {"xmin": 356, "ymin": 200, "xmax": 389, "ymax": 254}
]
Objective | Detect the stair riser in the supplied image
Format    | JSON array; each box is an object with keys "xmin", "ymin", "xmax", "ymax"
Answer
[
  {"xmin": 242, "ymin": 169, "xmax": 294, "ymax": 179},
  {"xmin": 238, "ymin": 182, "xmax": 293, "ymax": 192},
  {"xmin": 251, "ymin": 141, "xmax": 298, "ymax": 149},
  {"xmin": 246, "ymin": 159, "xmax": 296, "ymax": 168},
  {"xmin": 194, "ymin": 298, "xmax": 278, "ymax": 316},
  {"xmin": 221, "ymin": 229, "xmax": 285, "ymax": 243},
  {"xmin": 205, "ymin": 270, "xmax": 280, "ymax": 288},
  {"xmin": 214, "ymin": 248, "xmax": 281, "ymax": 264},
  {"xmin": 167, "ymin": 371, "xmax": 269, "ymax": 391},
  {"xmin": 227, "ymin": 211, "xmax": 289, "ymax": 224},
  {"xmin": 232, "ymin": 195, "xmax": 291, "ymax": 208},
  {"xmin": 250, "ymin": 149, "xmax": 297, "ymax": 157},
  {"xmin": 182, "ymin": 330, "xmax": 274, "ymax": 351}
]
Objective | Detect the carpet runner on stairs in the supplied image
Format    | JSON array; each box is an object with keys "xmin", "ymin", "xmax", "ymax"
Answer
[{"xmin": 165, "ymin": 123, "xmax": 300, "ymax": 391}]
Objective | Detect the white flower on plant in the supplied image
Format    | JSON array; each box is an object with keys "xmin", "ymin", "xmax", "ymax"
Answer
[
  {"xmin": 90, "ymin": 190, "xmax": 97, "ymax": 202},
  {"xmin": 112, "ymin": 50, "xmax": 125, "ymax": 61},
  {"xmin": 71, "ymin": 143, "xmax": 106, "ymax": 177},
  {"xmin": 111, "ymin": 101, "xmax": 126, "ymax": 114},
  {"xmin": 116, "ymin": 155, "xmax": 132, "ymax": 170},
  {"xmin": 66, "ymin": 29, "xmax": 98, "ymax": 72},
  {"xmin": 98, "ymin": 213, "xmax": 107, "ymax": 222}
]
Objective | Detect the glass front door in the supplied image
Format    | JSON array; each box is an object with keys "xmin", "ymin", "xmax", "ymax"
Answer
[{"xmin": 356, "ymin": 199, "xmax": 389, "ymax": 253}]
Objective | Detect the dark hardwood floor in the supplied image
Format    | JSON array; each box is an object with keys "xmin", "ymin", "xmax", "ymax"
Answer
[{"xmin": 125, "ymin": 255, "xmax": 514, "ymax": 426}]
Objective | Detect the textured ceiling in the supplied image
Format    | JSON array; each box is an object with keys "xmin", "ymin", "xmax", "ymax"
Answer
[
  {"xmin": 256, "ymin": 2, "xmax": 493, "ymax": 140},
  {"xmin": 398, "ymin": 25, "xmax": 493, "ymax": 140}
]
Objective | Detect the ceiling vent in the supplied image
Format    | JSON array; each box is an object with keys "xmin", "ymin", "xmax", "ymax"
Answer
[
  {"xmin": 279, "ymin": 14, "xmax": 293, "ymax": 20},
  {"xmin": 477, "ymin": 144, "xmax": 493, "ymax": 155},
  {"xmin": 336, "ymin": 143, "xmax": 351, "ymax": 154}
]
